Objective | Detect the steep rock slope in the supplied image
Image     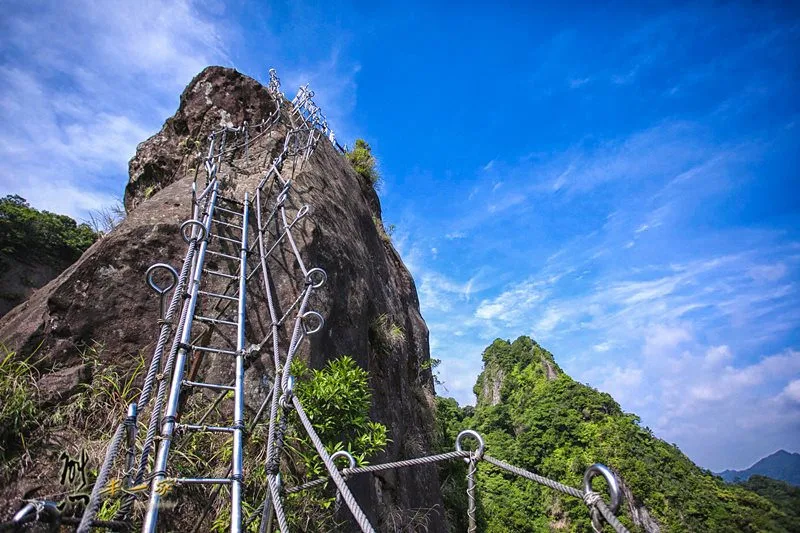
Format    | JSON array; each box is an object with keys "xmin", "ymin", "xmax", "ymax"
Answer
[
  {"xmin": 435, "ymin": 336, "xmax": 797, "ymax": 532},
  {"xmin": 0, "ymin": 66, "xmax": 444, "ymax": 531}
]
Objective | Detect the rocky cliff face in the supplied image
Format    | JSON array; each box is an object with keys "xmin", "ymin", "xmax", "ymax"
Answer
[
  {"xmin": 0, "ymin": 66, "xmax": 444, "ymax": 531},
  {"xmin": 0, "ymin": 256, "xmax": 75, "ymax": 317}
]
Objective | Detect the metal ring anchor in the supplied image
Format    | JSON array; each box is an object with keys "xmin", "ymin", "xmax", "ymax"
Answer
[
  {"xmin": 180, "ymin": 219, "xmax": 207, "ymax": 243},
  {"xmin": 331, "ymin": 450, "xmax": 356, "ymax": 470},
  {"xmin": 301, "ymin": 311, "xmax": 324, "ymax": 335},
  {"xmin": 146, "ymin": 263, "xmax": 179, "ymax": 320},
  {"xmin": 293, "ymin": 205, "xmax": 310, "ymax": 223},
  {"xmin": 279, "ymin": 375, "xmax": 295, "ymax": 408},
  {"xmin": 455, "ymin": 429, "xmax": 485, "ymax": 460},
  {"xmin": 305, "ymin": 268, "xmax": 327, "ymax": 288},
  {"xmin": 583, "ymin": 463, "xmax": 622, "ymax": 515}
]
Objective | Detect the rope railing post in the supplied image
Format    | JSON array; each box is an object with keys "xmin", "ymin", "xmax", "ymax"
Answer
[{"xmin": 455, "ymin": 430, "xmax": 484, "ymax": 533}]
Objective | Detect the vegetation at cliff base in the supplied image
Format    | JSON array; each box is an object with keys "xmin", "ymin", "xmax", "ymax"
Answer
[
  {"xmin": 435, "ymin": 336, "xmax": 800, "ymax": 532},
  {"xmin": 346, "ymin": 139, "xmax": 380, "ymax": 186},
  {"xmin": 0, "ymin": 194, "xmax": 98, "ymax": 263},
  {"xmin": 0, "ymin": 345, "xmax": 39, "ymax": 463}
]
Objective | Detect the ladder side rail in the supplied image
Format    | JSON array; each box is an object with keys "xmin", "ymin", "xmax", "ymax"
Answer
[
  {"xmin": 230, "ymin": 194, "xmax": 249, "ymax": 533},
  {"xmin": 142, "ymin": 181, "xmax": 220, "ymax": 533}
]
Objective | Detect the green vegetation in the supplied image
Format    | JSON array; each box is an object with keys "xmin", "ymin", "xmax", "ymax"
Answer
[
  {"xmin": 53, "ymin": 343, "xmax": 145, "ymax": 435},
  {"xmin": 346, "ymin": 139, "xmax": 380, "ymax": 186},
  {"xmin": 0, "ymin": 345, "xmax": 39, "ymax": 464},
  {"xmin": 369, "ymin": 314, "xmax": 405, "ymax": 355},
  {"xmin": 0, "ymin": 195, "xmax": 98, "ymax": 263},
  {"xmin": 435, "ymin": 336, "xmax": 799, "ymax": 532},
  {"xmin": 211, "ymin": 356, "xmax": 389, "ymax": 532},
  {"xmin": 372, "ymin": 215, "xmax": 395, "ymax": 244},
  {"xmin": 282, "ymin": 356, "xmax": 389, "ymax": 530},
  {"xmin": 289, "ymin": 356, "xmax": 389, "ymax": 468},
  {"xmin": 738, "ymin": 476, "xmax": 800, "ymax": 530}
]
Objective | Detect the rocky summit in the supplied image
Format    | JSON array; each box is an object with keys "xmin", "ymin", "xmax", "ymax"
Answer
[{"xmin": 0, "ymin": 66, "xmax": 443, "ymax": 531}]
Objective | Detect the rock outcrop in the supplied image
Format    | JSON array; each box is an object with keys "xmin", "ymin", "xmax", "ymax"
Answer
[
  {"xmin": 0, "ymin": 255, "xmax": 76, "ymax": 318},
  {"xmin": 0, "ymin": 66, "xmax": 444, "ymax": 531}
]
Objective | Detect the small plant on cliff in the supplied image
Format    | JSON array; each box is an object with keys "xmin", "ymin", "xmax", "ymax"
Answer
[
  {"xmin": 346, "ymin": 139, "xmax": 380, "ymax": 186},
  {"xmin": 369, "ymin": 314, "xmax": 405, "ymax": 355},
  {"xmin": 86, "ymin": 201, "xmax": 126, "ymax": 235},
  {"xmin": 0, "ymin": 345, "xmax": 39, "ymax": 463},
  {"xmin": 372, "ymin": 215, "xmax": 395, "ymax": 244}
]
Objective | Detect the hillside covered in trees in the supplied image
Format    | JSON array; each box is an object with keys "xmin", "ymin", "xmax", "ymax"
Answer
[
  {"xmin": 0, "ymin": 195, "xmax": 98, "ymax": 316},
  {"xmin": 434, "ymin": 336, "xmax": 800, "ymax": 532}
]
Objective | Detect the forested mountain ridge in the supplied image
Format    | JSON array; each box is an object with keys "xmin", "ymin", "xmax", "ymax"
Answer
[
  {"xmin": 718, "ymin": 449, "xmax": 800, "ymax": 486},
  {"xmin": 0, "ymin": 195, "xmax": 98, "ymax": 317},
  {"xmin": 434, "ymin": 336, "xmax": 800, "ymax": 532}
]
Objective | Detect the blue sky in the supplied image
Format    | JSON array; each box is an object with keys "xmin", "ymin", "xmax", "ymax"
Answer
[{"xmin": 1, "ymin": 1, "xmax": 798, "ymax": 471}]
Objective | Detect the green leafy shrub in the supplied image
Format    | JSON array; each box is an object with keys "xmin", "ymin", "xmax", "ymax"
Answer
[
  {"xmin": 0, "ymin": 195, "xmax": 98, "ymax": 263},
  {"xmin": 346, "ymin": 139, "xmax": 380, "ymax": 186},
  {"xmin": 283, "ymin": 356, "xmax": 389, "ymax": 530}
]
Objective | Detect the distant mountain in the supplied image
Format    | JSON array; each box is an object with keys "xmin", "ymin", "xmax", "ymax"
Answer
[{"xmin": 718, "ymin": 450, "xmax": 800, "ymax": 486}]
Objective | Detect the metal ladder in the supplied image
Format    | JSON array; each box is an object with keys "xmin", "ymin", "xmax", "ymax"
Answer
[{"xmin": 142, "ymin": 180, "xmax": 250, "ymax": 533}]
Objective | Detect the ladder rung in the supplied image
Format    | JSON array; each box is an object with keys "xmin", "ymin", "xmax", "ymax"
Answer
[
  {"xmin": 177, "ymin": 424, "xmax": 234, "ymax": 433},
  {"xmin": 195, "ymin": 315, "xmax": 238, "ymax": 327},
  {"xmin": 182, "ymin": 380, "xmax": 235, "ymax": 392},
  {"xmin": 214, "ymin": 206, "xmax": 243, "ymax": 217},
  {"xmin": 193, "ymin": 345, "xmax": 237, "ymax": 356},
  {"xmin": 212, "ymin": 219, "xmax": 241, "ymax": 230},
  {"xmin": 203, "ymin": 269, "xmax": 237, "ymax": 280},
  {"xmin": 199, "ymin": 290, "xmax": 239, "ymax": 302},
  {"xmin": 206, "ymin": 249, "xmax": 239, "ymax": 261},
  {"xmin": 210, "ymin": 233, "xmax": 240, "ymax": 244},
  {"xmin": 218, "ymin": 196, "xmax": 243, "ymax": 206},
  {"xmin": 174, "ymin": 477, "xmax": 232, "ymax": 485}
]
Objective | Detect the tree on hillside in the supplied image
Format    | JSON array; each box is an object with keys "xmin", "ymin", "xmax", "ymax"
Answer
[
  {"xmin": 346, "ymin": 139, "xmax": 380, "ymax": 186},
  {"xmin": 0, "ymin": 195, "xmax": 98, "ymax": 263}
]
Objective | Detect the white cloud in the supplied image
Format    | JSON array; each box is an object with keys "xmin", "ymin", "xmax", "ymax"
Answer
[
  {"xmin": 569, "ymin": 77, "xmax": 590, "ymax": 89},
  {"xmin": 644, "ymin": 325, "xmax": 692, "ymax": 356},
  {"xmin": 280, "ymin": 45, "xmax": 361, "ymax": 143},
  {"xmin": 474, "ymin": 278, "xmax": 548, "ymax": 324},
  {"xmin": 748, "ymin": 263, "xmax": 787, "ymax": 282},
  {"xmin": 704, "ymin": 345, "xmax": 732, "ymax": 365},
  {"xmin": 782, "ymin": 379, "xmax": 800, "ymax": 403},
  {"xmin": 0, "ymin": 0, "xmax": 229, "ymax": 219}
]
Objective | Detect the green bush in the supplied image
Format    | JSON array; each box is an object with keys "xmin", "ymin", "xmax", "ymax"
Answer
[
  {"xmin": 346, "ymin": 139, "xmax": 380, "ymax": 186},
  {"xmin": 0, "ymin": 195, "xmax": 98, "ymax": 263},
  {"xmin": 282, "ymin": 356, "xmax": 389, "ymax": 530}
]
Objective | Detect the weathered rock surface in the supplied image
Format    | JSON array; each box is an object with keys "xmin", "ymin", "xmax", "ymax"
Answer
[
  {"xmin": 0, "ymin": 255, "xmax": 76, "ymax": 318},
  {"xmin": 0, "ymin": 66, "xmax": 444, "ymax": 531}
]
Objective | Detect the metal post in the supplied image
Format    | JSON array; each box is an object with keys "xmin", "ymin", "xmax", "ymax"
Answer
[
  {"xmin": 467, "ymin": 458, "xmax": 477, "ymax": 533},
  {"xmin": 231, "ymin": 194, "xmax": 249, "ymax": 533},
  {"xmin": 142, "ymin": 181, "xmax": 219, "ymax": 533},
  {"xmin": 124, "ymin": 404, "xmax": 137, "ymax": 489}
]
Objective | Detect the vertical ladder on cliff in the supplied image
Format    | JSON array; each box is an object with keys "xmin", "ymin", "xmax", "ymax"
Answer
[{"xmin": 142, "ymin": 181, "xmax": 250, "ymax": 533}]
